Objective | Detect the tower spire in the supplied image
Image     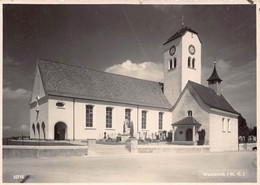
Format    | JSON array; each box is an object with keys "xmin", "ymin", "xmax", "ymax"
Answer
[
  {"xmin": 207, "ymin": 59, "xmax": 222, "ymax": 83},
  {"xmin": 207, "ymin": 59, "xmax": 222, "ymax": 95}
]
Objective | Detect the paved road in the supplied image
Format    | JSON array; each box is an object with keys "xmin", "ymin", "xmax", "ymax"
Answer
[{"xmin": 3, "ymin": 151, "xmax": 257, "ymax": 183}]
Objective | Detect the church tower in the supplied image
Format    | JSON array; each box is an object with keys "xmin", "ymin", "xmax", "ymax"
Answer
[{"xmin": 163, "ymin": 26, "xmax": 202, "ymax": 106}]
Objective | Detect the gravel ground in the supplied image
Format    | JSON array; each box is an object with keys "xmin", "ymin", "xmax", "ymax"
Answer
[{"xmin": 3, "ymin": 150, "xmax": 257, "ymax": 183}]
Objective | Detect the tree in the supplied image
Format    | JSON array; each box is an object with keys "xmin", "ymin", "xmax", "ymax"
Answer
[
  {"xmin": 238, "ymin": 114, "xmax": 249, "ymax": 141},
  {"xmin": 249, "ymin": 126, "xmax": 257, "ymax": 137}
]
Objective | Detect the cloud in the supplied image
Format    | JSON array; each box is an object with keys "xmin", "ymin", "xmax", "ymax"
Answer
[
  {"xmin": 3, "ymin": 126, "xmax": 11, "ymax": 130},
  {"xmin": 3, "ymin": 87, "xmax": 31, "ymax": 100},
  {"xmin": 20, "ymin": 124, "xmax": 29, "ymax": 131},
  {"xmin": 4, "ymin": 56, "xmax": 20, "ymax": 66},
  {"xmin": 105, "ymin": 60, "xmax": 164, "ymax": 82}
]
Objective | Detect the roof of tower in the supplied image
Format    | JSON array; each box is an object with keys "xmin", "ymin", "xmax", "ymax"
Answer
[
  {"xmin": 163, "ymin": 26, "xmax": 200, "ymax": 45},
  {"xmin": 36, "ymin": 59, "xmax": 172, "ymax": 109},
  {"xmin": 207, "ymin": 62, "xmax": 222, "ymax": 82}
]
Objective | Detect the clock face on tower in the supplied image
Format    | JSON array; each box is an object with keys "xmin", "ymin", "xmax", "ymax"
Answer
[
  {"xmin": 169, "ymin": 45, "xmax": 176, "ymax": 56},
  {"xmin": 189, "ymin": 45, "xmax": 196, "ymax": 55}
]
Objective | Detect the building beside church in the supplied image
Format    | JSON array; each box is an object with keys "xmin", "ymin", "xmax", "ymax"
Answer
[{"xmin": 30, "ymin": 26, "xmax": 239, "ymax": 151}]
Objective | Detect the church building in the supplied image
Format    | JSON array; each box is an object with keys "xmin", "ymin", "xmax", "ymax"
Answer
[{"xmin": 30, "ymin": 26, "xmax": 239, "ymax": 151}]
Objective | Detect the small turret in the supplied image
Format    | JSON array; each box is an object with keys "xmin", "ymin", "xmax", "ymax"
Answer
[{"xmin": 207, "ymin": 61, "xmax": 222, "ymax": 95}]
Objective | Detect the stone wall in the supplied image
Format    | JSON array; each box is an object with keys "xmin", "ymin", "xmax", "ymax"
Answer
[
  {"xmin": 239, "ymin": 143, "xmax": 257, "ymax": 151},
  {"xmin": 3, "ymin": 146, "xmax": 88, "ymax": 159}
]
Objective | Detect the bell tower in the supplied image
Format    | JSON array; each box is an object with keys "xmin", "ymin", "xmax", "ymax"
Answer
[{"xmin": 163, "ymin": 26, "xmax": 202, "ymax": 105}]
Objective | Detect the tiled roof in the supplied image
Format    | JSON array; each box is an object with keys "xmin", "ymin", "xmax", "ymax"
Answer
[
  {"xmin": 38, "ymin": 59, "xmax": 172, "ymax": 109},
  {"xmin": 172, "ymin": 116, "xmax": 201, "ymax": 126},
  {"xmin": 163, "ymin": 26, "xmax": 199, "ymax": 45},
  {"xmin": 207, "ymin": 63, "xmax": 222, "ymax": 82},
  {"xmin": 189, "ymin": 81, "xmax": 239, "ymax": 114}
]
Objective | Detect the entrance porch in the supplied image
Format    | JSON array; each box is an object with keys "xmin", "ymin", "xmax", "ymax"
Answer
[{"xmin": 171, "ymin": 116, "xmax": 201, "ymax": 145}]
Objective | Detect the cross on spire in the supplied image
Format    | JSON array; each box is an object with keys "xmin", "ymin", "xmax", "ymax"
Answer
[
  {"xmin": 214, "ymin": 57, "xmax": 217, "ymax": 67},
  {"xmin": 181, "ymin": 16, "xmax": 184, "ymax": 28}
]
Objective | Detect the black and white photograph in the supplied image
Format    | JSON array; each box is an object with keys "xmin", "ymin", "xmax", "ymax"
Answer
[{"xmin": 2, "ymin": 2, "xmax": 257, "ymax": 183}]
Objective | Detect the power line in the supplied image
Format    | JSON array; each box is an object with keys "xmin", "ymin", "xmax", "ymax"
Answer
[{"xmin": 121, "ymin": 6, "xmax": 149, "ymax": 62}]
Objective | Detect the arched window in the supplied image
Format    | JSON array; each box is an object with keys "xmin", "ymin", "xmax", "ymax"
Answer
[
  {"xmin": 228, "ymin": 119, "xmax": 231, "ymax": 132},
  {"xmin": 174, "ymin": 57, "xmax": 177, "ymax": 68},
  {"xmin": 159, "ymin": 112, "xmax": 163, "ymax": 130},
  {"xmin": 142, "ymin": 111, "xmax": 147, "ymax": 129},
  {"xmin": 222, "ymin": 118, "xmax": 225, "ymax": 132},
  {"xmin": 32, "ymin": 124, "xmax": 35, "ymax": 136},
  {"xmin": 188, "ymin": 110, "xmax": 192, "ymax": 117},
  {"xmin": 125, "ymin": 109, "xmax": 131, "ymax": 122},
  {"xmin": 106, "ymin": 107, "xmax": 113, "ymax": 128},
  {"xmin": 42, "ymin": 122, "xmax": 46, "ymax": 140},
  {"xmin": 188, "ymin": 57, "xmax": 191, "ymax": 68},
  {"xmin": 37, "ymin": 123, "xmax": 40, "ymax": 138},
  {"xmin": 169, "ymin": 59, "xmax": 173, "ymax": 70},
  {"xmin": 86, "ymin": 105, "xmax": 94, "ymax": 127},
  {"xmin": 192, "ymin": 58, "xmax": 195, "ymax": 68}
]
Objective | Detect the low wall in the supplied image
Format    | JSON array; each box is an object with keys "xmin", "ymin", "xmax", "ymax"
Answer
[
  {"xmin": 3, "ymin": 146, "xmax": 88, "ymax": 159},
  {"xmin": 239, "ymin": 143, "xmax": 257, "ymax": 151},
  {"xmin": 138, "ymin": 145, "xmax": 210, "ymax": 153}
]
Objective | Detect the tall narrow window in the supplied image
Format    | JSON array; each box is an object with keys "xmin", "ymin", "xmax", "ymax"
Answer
[
  {"xmin": 222, "ymin": 118, "xmax": 225, "ymax": 132},
  {"xmin": 188, "ymin": 57, "xmax": 191, "ymax": 68},
  {"xmin": 228, "ymin": 119, "xmax": 231, "ymax": 132},
  {"xmin": 159, "ymin": 112, "xmax": 163, "ymax": 130},
  {"xmin": 174, "ymin": 58, "xmax": 177, "ymax": 68},
  {"xmin": 86, "ymin": 105, "xmax": 93, "ymax": 127},
  {"xmin": 188, "ymin": 110, "xmax": 192, "ymax": 117},
  {"xmin": 142, "ymin": 111, "xmax": 147, "ymax": 129},
  {"xmin": 192, "ymin": 58, "xmax": 195, "ymax": 68},
  {"xmin": 125, "ymin": 109, "xmax": 131, "ymax": 122},
  {"xmin": 106, "ymin": 107, "xmax": 112, "ymax": 128}
]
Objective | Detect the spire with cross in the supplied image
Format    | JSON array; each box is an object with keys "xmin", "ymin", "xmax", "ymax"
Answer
[{"xmin": 181, "ymin": 16, "xmax": 184, "ymax": 28}]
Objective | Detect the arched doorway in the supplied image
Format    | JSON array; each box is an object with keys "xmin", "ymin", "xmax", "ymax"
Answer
[
  {"xmin": 186, "ymin": 129, "xmax": 193, "ymax": 141},
  {"xmin": 54, "ymin": 122, "xmax": 67, "ymax": 140}
]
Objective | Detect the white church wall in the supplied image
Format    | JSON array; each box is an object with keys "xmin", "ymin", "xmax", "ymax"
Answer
[
  {"xmin": 48, "ymin": 96, "xmax": 74, "ymax": 140},
  {"xmin": 74, "ymin": 99, "xmax": 172, "ymax": 140},
  {"xmin": 172, "ymin": 88, "xmax": 209, "ymax": 144},
  {"xmin": 74, "ymin": 99, "xmax": 137, "ymax": 140},
  {"xmin": 32, "ymin": 94, "xmax": 172, "ymax": 141},
  {"xmin": 181, "ymin": 32, "xmax": 201, "ymax": 90},
  {"xmin": 209, "ymin": 112, "xmax": 238, "ymax": 152},
  {"xmin": 137, "ymin": 107, "xmax": 172, "ymax": 139}
]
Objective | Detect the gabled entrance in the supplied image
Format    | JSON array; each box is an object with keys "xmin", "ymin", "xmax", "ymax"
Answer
[
  {"xmin": 171, "ymin": 112, "xmax": 201, "ymax": 145},
  {"xmin": 54, "ymin": 122, "xmax": 67, "ymax": 140}
]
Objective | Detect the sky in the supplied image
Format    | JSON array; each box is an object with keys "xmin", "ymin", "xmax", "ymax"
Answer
[{"xmin": 3, "ymin": 4, "xmax": 256, "ymax": 137}]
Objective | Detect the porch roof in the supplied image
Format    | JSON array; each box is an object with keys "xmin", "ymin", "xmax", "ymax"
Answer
[{"xmin": 172, "ymin": 116, "xmax": 201, "ymax": 126}]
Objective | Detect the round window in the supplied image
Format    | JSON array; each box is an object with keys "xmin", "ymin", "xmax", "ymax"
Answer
[{"xmin": 56, "ymin": 102, "xmax": 65, "ymax": 107}]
